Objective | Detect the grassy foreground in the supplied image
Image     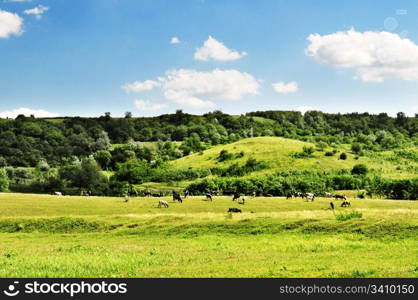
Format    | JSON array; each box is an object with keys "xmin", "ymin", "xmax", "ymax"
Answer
[{"xmin": 0, "ymin": 193, "xmax": 417, "ymax": 277}]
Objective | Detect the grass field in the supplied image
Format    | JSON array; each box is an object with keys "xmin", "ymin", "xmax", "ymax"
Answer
[
  {"xmin": 170, "ymin": 137, "xmax": 418, "ymax": 179},
  {"xmin": 0, "ymin": 192, "xmax": 417, "ymax": 277}
]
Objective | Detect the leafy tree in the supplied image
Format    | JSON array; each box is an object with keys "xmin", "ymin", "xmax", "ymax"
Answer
[
  {"xmin": 0, "ymin": 168, "xmax": 9, "ymax": 192},
  {"xmin": 94, "ymin": 150, "xmax": 112, "ymax": 170}
]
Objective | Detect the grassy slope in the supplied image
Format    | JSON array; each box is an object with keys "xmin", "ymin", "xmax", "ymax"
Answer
[
  {"xmin": 170, "ymin": 137, "xmax": 418, "ymax": 178},
  {"xmin": 0, "ymin": 193, "xmax": 417, "ymax": 277}
]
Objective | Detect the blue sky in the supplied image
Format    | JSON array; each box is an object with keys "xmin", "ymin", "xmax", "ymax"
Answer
[{"xmin": 1, "ymin": 0, "xmax": 418, "ymax": 117}]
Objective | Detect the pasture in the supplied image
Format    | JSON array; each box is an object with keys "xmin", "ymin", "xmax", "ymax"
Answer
[{"xmin": 0, "ymin": 193, "xmax": 417, "ymax": 277}]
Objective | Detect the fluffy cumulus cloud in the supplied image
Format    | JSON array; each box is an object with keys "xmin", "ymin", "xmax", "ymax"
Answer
[
  {"xmin": 134, "ymin": 100, "xmax": 168, "ymax": 111},
  {"xmin": 306, "ymin": 28, "xmax": 418, "ymax": 82},
  {"xmin": 123, "ymin": 68, "xmax": 260, "ymax": 109},
  {"xmin": 170, "ymin": 36, "xmax": 180, "ymax": 44},
  {"xmin": 0, "ymin": 9, "xmax": 23, "ymax": 38},
  {"xmin": 194, "ymin": 36, "xmax": 247, "ymax": 61},
  {"xmin": 272, "ymin": 81, "xmax": 298, "ymax": 94},
  {"xmin": 0, "ymin": 107, "xmax": 59, "ymax": 119},
  {"xmin": 121, "ymin": 80, "xmax": 161, "ymax": 93},
  {"xmin": 23, "ymin": 5, "xmax": 49, "ymax": 19}
]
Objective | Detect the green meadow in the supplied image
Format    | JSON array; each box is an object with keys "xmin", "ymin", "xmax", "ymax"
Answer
[
  {"xmin": 170, "ymin": 137, "xmax": 418, "ymax": 179},
  {"xmin": 0, "ymin": 193, "xmax": 417, "ymax": 277}
]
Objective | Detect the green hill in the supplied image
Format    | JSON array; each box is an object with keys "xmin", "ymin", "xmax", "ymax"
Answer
[{"xmin": 170, "ymin": 137, "xmax": 418, "ymax": 179}]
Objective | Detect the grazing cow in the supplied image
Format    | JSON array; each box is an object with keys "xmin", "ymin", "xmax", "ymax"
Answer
[
  {"xmin": 211, "ymin": 190, "xmax": 220, "ymax": 196},
  {"xmin": 334, "ymin": 194, "xmax": 347, "ymax": 201},
  {"xmin": 141, "ymin": 190, "xmax": 152, "ymax": 197},
  {"xmin": 129, "ymin": 187, "xmax": 138, "ymax": 197},
  {"xmin": 330, "ymin": 202, "xmax": 335, "ymax": 210},
  {"xmin": 54, "ymin": 192, "xmax": 62, "ymax": 196},
  {"xmin": 286, "ymin": 193, "xmax": 293, "ymax": 199},
  {"xmin": 158, "ymin": 200, "xmax": 169, "ymax": 208},
  {"xmin": 305, "ymin": 193, "xmax": 315, "ymax": 202},
  {"xmin": 341, "ymin": 200, "xmax": 351, "ymax": 207},
  {"xmin": 238, "ymin": 196, "xmax": 246, "ymax": 205},
  {"xmin": 172, "ymin": 191, "xmax": 183, "ymax": 203},
  {"xmin": 232, "ymin": 193, "xmax": 240, "ymax": 201},
  {"xmin": 325, "ymin": 192, "xmax": 334, "ymax": 198},
  {"xmin": 184, "ymin": 190, "xmax": 190, "ymax": 198},
  {"xmin": 228, "ymin": 208, "xmax": 242, "ymax": 213},
  {"xmin": 206, "ymin": 193, "xmax": 213, "ymax": 201},
  {"xmin": 80, "ymin": 190, "xmax": 90, "ymax": 196}
]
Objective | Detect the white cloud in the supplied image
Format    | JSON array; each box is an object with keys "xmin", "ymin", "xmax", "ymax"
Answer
[
  {"xmin": 306, "ymin": 28, "xmax": 418, "ymax": 82},
  {"xmin": 123, "ymin": 68, "xmax": 260, "ymax": 109},
  {"xmin": 170, "ymin": 36, "xmax": 180, "ymax": 44},
  {"xmin": 23, "ymin": 5, "xmax": 49, "ymax": 19},
  {"xmin": 0, "ymin": 9, "xmax": 23, "ymax": 38},
  {"xmin": 194, "ymin": 36, "xmax": 247, "ymax": 61},
  {"xmin": 134, "ymin": 100, "xmax": 168, "ymax": 111},
  {"xmin": 297, "ymin": 106, "xmax": 317, "ymax": 114},
  {"xmin": 0, "ymin": 107, "xmax": 59, "ymax": 119},
  {"xmin": 121, "ymin": 80, "xmax": 161, "ymax": 93},
  {"xmin": 272, "ymin": 81, "xmax": 298, "ymax": 94}
]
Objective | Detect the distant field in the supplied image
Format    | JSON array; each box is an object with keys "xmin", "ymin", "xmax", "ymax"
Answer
[
  {"xmin": 0, "ymin": 193, "xmax": 416, "ymax": 277},
  {"xmin": 170, "ymin": 137, "xmax": 418, "ymax": 179}
]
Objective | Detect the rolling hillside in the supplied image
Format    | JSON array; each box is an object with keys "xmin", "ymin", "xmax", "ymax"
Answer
[{"xmin": 170, "ymin": 137, "xmax": 418, "ymax": 179}]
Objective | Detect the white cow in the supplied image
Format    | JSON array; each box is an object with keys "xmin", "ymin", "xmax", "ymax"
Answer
[{"xmin": 157, "ymin": 200, "xmax": 169, "ymax": 208}]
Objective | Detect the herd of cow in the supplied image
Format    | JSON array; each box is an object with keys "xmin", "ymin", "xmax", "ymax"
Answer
[
  {"xmin": 154, "ymin": 190, "xmax": 351, "ymax": 213},
  {"xmin": 52, "ymin": 189, "xmax": 351, "ymax": 212}
]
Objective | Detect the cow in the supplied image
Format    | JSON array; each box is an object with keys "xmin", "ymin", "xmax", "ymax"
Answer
[
  {"xmin": 54, "ymin": 192, "xmax": 62, "ymax": 196},
  {"xmin": 184, "ymin": 190, "xmax": 190, "ymax": 198},
  {"xmin": 206, "ymin": 193, "xmax": 213, "ymax": 201},
  {"xmin": 252, "ymin": 191, "xmax": 257, "ymax": 198},
  {"xmin": 341, "ymin": 200, "xmax": 351, "ymax": 207},
  {"xmin": 124, "ymin": 195, "xmax": 130, "ymax": 203},
  {"xmin": 305, "ymin": 193, "xmax": 315, "ymax": 202},
  {"xmin": 158, "ymin": 200, "xmax": 169, "ymax": 208},
  {"xmin": 80, "ymin": 190, "xmax": 90, "ymax": 196},
  {"xmin": 286, "ymin": 193, "xmax": 293, "ymax": 199},
  {"xmin": 141, "ymin": 190, "xmax": 152, "ymax": 197},
  {"xmin": 334, "ymin": 194, "xmax": 347, "ymax": 201},
  {"xmin": 211, "ymin": 190, "xmax": 220, "ymax": 196},
  {"xmin": 238, "ymin": 196, "xmax": 246, "ymax": 205},
  {"xmin": 330, "ymin": 202, "xmax": 335, "ymax": 210},
  {"xmin": 172, "ymin": 191, "xmax": 183, "ymax": 203},
  {"xmin": 232, "ymin": 193, "xmax": 240, "ymax": 201},
  {"xmin": 325, "ymin": 192, "xmax": 334, "ymax": 198},
  {"xmin": 152, "ymin": 192, "xmax": 165, "ymax": 197},
  {"xmin": 228, "ymin": 208, "xmax": 242, "ymax": 213}
]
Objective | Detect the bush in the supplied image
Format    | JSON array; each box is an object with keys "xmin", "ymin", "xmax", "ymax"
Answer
[
  {"xmin": 351, "ymin": 143, "xmax": 362, "ymax": 154},
  {"xmin": 351, "ymin": 164, "xmax": 368, "ymax": 175},
  {"xmin": 324, "ymin": 151, "xmax": 334, "ymax": 156},
  {"xmin": 293, "ymin": 146, "xmax": 315, "ymax": 158},
  {"xmin": 339, "ymin": 152, "xmax": 347, "ymax": 160},
  {"xmin": 336, "ymin": 211, "xmax": 363, "ymax": 221},
  {"xmin": 217, "ymin": 150, "xmax": 233, "ymax": 162}
]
